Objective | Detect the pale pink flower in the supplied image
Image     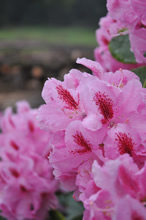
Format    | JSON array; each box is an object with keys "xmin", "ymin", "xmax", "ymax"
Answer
[
  {"xmin": 94, "ymin": 14, "xmax": 143, "ymax": 70},
  {"xmin": 0, "ymin": 101, "xmax": 58, "ymax": 220},
  {"xmin": 106, "ymin": 0, "xmax": 146, "ymax": 63},
  {"xmin": 107, "ymin": 0, "xmax": 138, "ymax": 26},
  {"xmin": 82, "ymin": 155, "xmax": 146, "ymax": 219},
  {"xmin": 132, "ymin": 0, "xmax": 146, "ymax": 26},
  {"xmin": 39, "ymin": 58, "xmax": 146, "ymax": 195},
  {"xmin": 38, "ymin": 69, "xmax": 95, "ymax": 132},
  {"xmin": 130, "ymin": 27, "xmax": 146, "ymax": 63},
  {"xmin": 50, "ymin": 120, "xmax": 105, "ymax": 191},
  {"xmin": 115, "ymin": 196, "xmax": 146, "ymax": 220},
  {"xmin": 92, "ymin": 155, "xmax": 146, "ymax": 203},
  {"xmin": 94, "ymin": 46, "xmax": 142, "ymax": 72}
]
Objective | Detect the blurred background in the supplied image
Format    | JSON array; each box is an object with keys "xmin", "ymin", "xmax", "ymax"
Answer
[{"xmin": 0, "ymin": 0, "xmax": 107, "ymax": 110}]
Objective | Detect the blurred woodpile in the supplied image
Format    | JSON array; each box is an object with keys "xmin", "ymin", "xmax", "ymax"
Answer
[{"xmin": 0, "ymin": 40, "xmax": 94, "ymax": 110}]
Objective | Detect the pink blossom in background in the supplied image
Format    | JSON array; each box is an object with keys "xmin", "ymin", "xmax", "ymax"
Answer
[
  {"xmin": 130, "ymin": 27, "xmax": 146, "ymax": 64},
  {"xmin": 94, "ymin": 46, "xmax": 142, "ymax": 72},
  {"xmin": 94, "ymin": 14, "xmax": 144, "ymax": 71},
  {"xmin": 106, "ymin": 0, "xmax": 146, "ymax": 64},
  {"xmin": 106, "ymin": 0, "xmax": 138, "ymax": 26},
  {"xmin": 132, "ymin": 0, "xmax": 146, "ymax": 26},
  {"xmin": 0, "ymin": 101, "xmax": 58, "ymax": 220}
]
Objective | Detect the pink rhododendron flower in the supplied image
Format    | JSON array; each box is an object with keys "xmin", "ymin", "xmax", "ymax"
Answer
[
  {"xmin": 106, "ymin": 0, "xmax": 146, "ymax": 63},
  {"xmin": 130, "ymin": 27, "xmax": 146, "ymax": 63},
  {"xmin": 38, "ymin": 58, "xmax": 146, "ymax": 201},
  {"xmin": 107, "ymin": 0, "xmax": 138, "ymax": 26},
  {"xmin": 49, "ymin": 120, "xmax": 105, "ymax": 191},
  {"xmin": 82, "ymin": 155, "xmax": 146, "ymax": 219},
  {"xmin": 132, "ymin": 0, "xmax": 146, "ymax": 26},
  {"xmin": 94, "ymin": 46, "xmax": 142, "ymax": 72},
  {"xmin": 115, "ymin": 196, "xmax": 146, "ymax": 220},
  {"xmin": 0, "ymin": 101, "xmax": 58, "ymax": 220},
  {"xmin": 38, "ymin": 69, "xmax": 95, "ymax": 132},
  {"xmin": 94, "ymin": 14, "xmax": 143, "ymax": 71},
  {"xmin": 76, "ymin": 57, "xmax": 104, "ymax": 79}
]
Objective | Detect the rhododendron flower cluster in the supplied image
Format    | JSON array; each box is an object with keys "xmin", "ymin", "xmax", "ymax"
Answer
[
  {"xmin": 0, "ymin": 1, "xmax": 146, "ymax": 220},
  {"xmin": 83, "ymin": 155, "xmax": 146, "ymax": 220},
  {"xmin": 95, "ymin": 0, "xmax": 146, "ymax": 71},
  {"xmin": 0, "ymin": 102, "xmax": 58, "ymax": 220},
  {"xmin": 106, "ymin": 0, "xmax": 146, "ymax": 64},
  {"xmin": 38, "ymin": 57, "xmax": 146, "ymax": 219},
  {"xmin": 94, "ymin": 14, "xmax": 143, "ymax": 71}
]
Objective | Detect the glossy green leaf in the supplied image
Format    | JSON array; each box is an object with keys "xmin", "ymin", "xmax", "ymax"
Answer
[
  {"xmin": 72, "ymin": 215, "xmax": 83, "ymax": 220},
  {"xmin": 109, "ymin": 34, "xmax": 137, "ymax": 64},
  {"xmin": 58, "ymin": 192, "xmax": 84, "ymax": 220},
  {"xmin": 132, "ymin": 66, "xmax": 146, "ymax": 87}
]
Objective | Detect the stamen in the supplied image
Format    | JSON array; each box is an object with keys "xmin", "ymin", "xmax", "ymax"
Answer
[{"xmin": 118, "ymin": 68, "xmax": 124, "ymax": 88}]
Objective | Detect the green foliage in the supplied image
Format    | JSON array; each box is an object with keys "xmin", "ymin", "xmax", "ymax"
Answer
[
  {"xmin": 109, "ymin": 34, "xmax": 137, "ymax": 64},
  {"xmin": 71, "ymin": 215, "xmax": 83, "ymax": 220},
  {"xmin": 132, "ymin": 66, "xmax": 146, "ymax": 87},
  {"xmin": 0, "ymin": 216, "xmax": 6, "ymax": 220},
  {"xmin": 58, "ymin": 192, "xmax": 84, "ymax": 220}
]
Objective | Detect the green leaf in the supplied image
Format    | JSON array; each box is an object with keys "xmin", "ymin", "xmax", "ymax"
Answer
[
  {"xmin": 109, "ymin": 34, "xmax": 137, "ymax": 64},
  {"xmin": 72, "ymin": 215, "xmax": 83, "ymax": 220},
  {"xmin": 0, "ymin": 216, "xmax": 7, "ymax": 220},
  {"xmin": 58, "ymin": 192, "xmax": 84, "ymax": 220},
  {"xmin": 50, "ymin": 210, "xmax": 66, "ymax": 220},
  {"xmin": 143, "ymin": 80, "xmax": 146, "ymax": 88},
  {"xmin": 132, "ymin": 66, "xmax": 146, "ymax": 87}
]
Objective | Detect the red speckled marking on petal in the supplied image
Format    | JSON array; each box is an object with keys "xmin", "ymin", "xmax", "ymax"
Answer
[
  {"xmin": 20, "ymin": 185, "xmax": 27, "ymax": 192},
  {"xmin": 72, "ymin": 131, "xmax": 91, "ymax": 154},
  {"xmin": 28, "ymin": 120, "xmax": 35, "ymax": 132},
  {"xmin": 93, "ymin": 91, "xmax": 113, "ymax": 124},
  {"xmin": 115, "ymin": 132, "xmax": 134, "ymax": 156},
  {"xmin": 119, "ymin": 166, "xmax": 139, "ymax": 193},
  {"xmin": 10, "ymin": 168, "xmax": 20, "ymax": 178},
  {"xmin": 57, "ymin": 85, "xmax": 79, "ymax": 110},
  {"xmin": 10, "ymin": 140, "xmax": 19, "ymax": 150},
  {"xmin": 8, "ymin": 115, "xmax": 15, "ymax": 128},
  {"xmin": 132, "ymin": 212, "xmax": 145, "ymax": 220}
]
